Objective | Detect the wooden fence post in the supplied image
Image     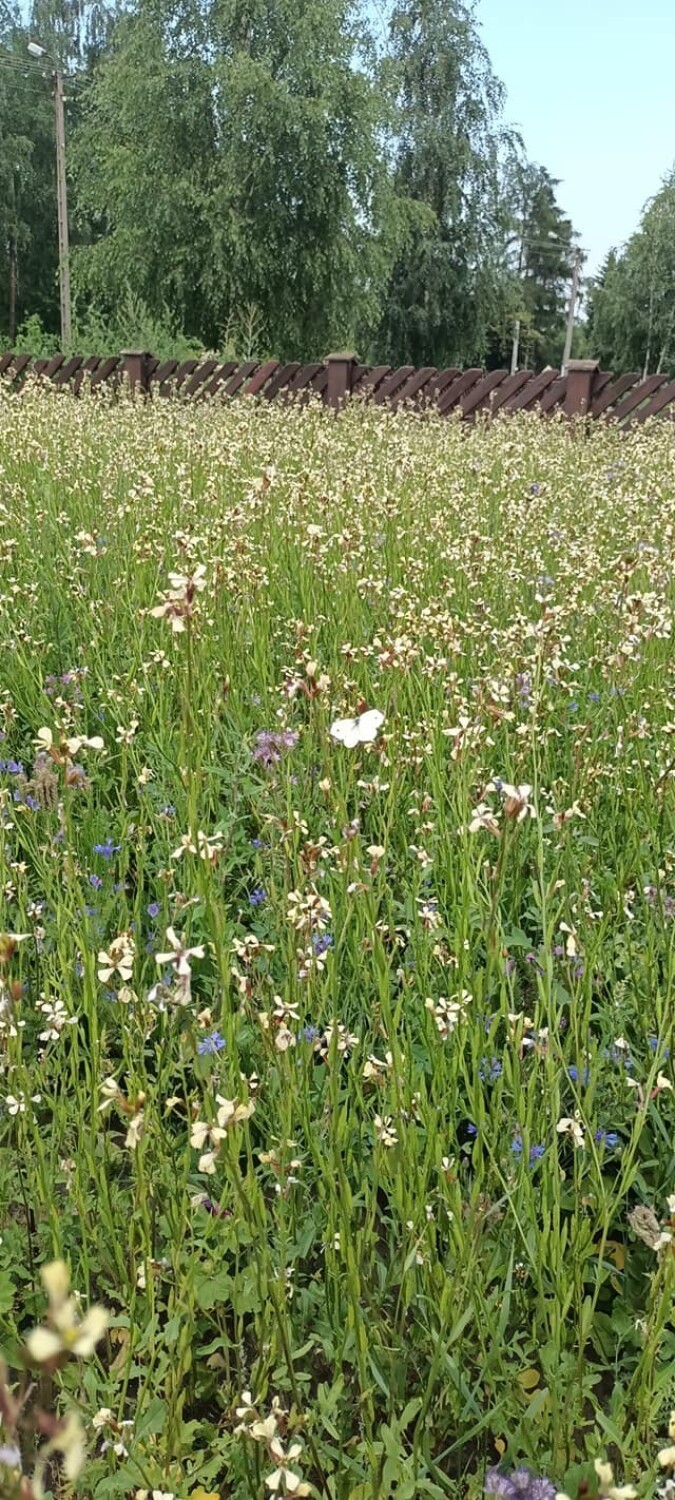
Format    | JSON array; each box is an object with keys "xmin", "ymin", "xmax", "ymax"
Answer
[
  {"xmin": 326, "ymin": 352, "xmax": 357, "ymax": 410},
  {"xmin": 564, "ymin": 359, "xmax": 600, "ymax": 418},
  {"xmin": 120, "ymin": 349, "xmax": 152, "ymax": 396}
]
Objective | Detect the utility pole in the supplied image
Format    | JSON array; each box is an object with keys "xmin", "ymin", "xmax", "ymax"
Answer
[
  {"xmin": 28, "ymin": 42, "xmax": 71, "ymax": 347},
  {"xmin": 54, "ymin": 67, "xmax": 71, "ymax": 347},
  {"xmin": 561, "ymin": 246, "xmax": 582, "ymax": 375}
]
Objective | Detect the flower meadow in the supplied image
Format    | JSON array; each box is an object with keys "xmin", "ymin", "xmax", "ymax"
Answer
[{"xmin": 1, "ymin": 388, "xmax": 675, "ymax": 1499}]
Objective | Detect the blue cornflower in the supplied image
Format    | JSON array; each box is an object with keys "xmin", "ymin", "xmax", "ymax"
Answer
[
  {"xmin": 568, "ymin": 1065, "xmax": 591, "ymax": 1085},
  {"xmin": 93, "ymin": 838, "xmax": 121, "ymax": 859},
  {"xmin": 312, "ymin": 933, "xmax": 334, "ymax": 956},
  {"xmin": 147, "ymin": 901, "xmax": 160, "ymax": 918},
  {"xmin": 88, "ymin": 874, "xmax": 104, "ymax": 890},
  {"xmin": 568, "ymin": 702, "xmax": 579, "ymax": 713},
  {"xmin": 251, "ymin": 837, "xmax": 264, "ymax": 849},
  {"xmin": 466, "ymin": 1122, "xmax": 478, "ymax": 1138},
  {"xmin": 249, "ymin": 887, "xmax": 267, "ymax": 907},
  {"xmin": 299, "ymin": 1025, "xmax": 320, "ymax": 1043},
  {"xmin": 480, "ymin": 1057, "xmax": 502, "ymax": 1082},
  {"xmin": 512, "ymin": 1135, "xmax": 544, "ymax": 1166},
  {"xmin": 197, "ymin": 1029, "xmax": 226, "ymax": 1056},
  {"xmin": 588, "ymin": 691, "xmax": 601, "ymax": 702},
  {"xmin": 24, "ymin": 794, "xmax": 40, "ymax": 810},
  {"xmin": 595, "ymin": 1129, "xmax": 619, "ymax": 1149},
  {"xmin": 648, "ymin": 1036, "xmax": 671, "ymax": 1058},
  {"xmin": 6, "ymin": 760, "xmax": 23, "ymax": 775}
]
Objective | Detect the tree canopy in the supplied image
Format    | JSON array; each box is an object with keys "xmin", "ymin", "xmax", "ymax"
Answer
[
  {"xmin": 0, "ymin": 0, "xmax": 583, "ymax": 365},
  {"xmin": 587, "ymin": 172, "xmax": 675, "ymax": 377}
]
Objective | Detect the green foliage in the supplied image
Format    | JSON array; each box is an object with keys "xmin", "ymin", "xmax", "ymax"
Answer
[
  {"xmin": 0, "ymin": 393, "xmax": 671, "ymax": 1495},
  {"xmin": 0, "ymin": 0, "xmax": 582, "ymax": 364},
  {"xmin": 587, "ymin": 169, "xmax": 675, "ymax": 376},
  {"xmin": 11, "ymin": 310, "xmax": 60, "ymax": 353},
  {"xmin": 71, "ymin": 0, "xmax": 394, "ymax": 357},
  {"xmin": 71, "ymin": 285, "xmax": 204, "ymax": 358},
  {"xmin": 490, "ymin": 162, "xmax": 577, "ymax": 371},
  {"xmin": 374, "ymin": 0, "xmax": 510, "ymax": 366},
  {"xmin": 0, "ymin": 26, "xmax": 60, "ymax": 338}
]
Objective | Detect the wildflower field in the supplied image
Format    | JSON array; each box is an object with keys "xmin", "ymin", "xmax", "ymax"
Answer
[{"xmin": 1, "ymin": 388, "xmax": 675, "ymax": 1500}]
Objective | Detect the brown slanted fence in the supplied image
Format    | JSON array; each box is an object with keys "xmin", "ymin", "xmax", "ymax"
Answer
[{"xmin": 2, "ymin": 350, "xmax": 675, "ymax": 424}]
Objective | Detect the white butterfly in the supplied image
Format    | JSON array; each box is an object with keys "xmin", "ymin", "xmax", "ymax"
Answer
[{"xmin": 329, "ymin": 708, "xmax": 384, "ymax": 748}]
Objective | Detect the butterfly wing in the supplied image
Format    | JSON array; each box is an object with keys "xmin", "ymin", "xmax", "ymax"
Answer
[
  {"xmin": 329, "ymin": 717, "xmax": 360, "ymax": 748},
  {"xmin": 355, "ymin": 709, "xmax": 385, "ymax": 743}
]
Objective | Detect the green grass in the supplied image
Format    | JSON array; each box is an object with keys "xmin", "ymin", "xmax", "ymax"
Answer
[{"xmin": 0, "ymin": 386, "xmax": 674, "ymax": 1498}]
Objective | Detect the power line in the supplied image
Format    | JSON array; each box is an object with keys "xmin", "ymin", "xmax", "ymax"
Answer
[{"xmin": 0, "ymin": 55, "xmax": 88, "ymax": 88}]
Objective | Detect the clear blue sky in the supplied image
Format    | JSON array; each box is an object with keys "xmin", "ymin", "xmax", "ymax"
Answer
[{"xmin": 477, "ymin": 0, "xmax": 675, "ymax": 273}]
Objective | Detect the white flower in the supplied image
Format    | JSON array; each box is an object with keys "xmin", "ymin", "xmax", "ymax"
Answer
[
  {"xmin": 155, "ymin": 926, "xmax": 205, "ymax": 977},
  {"xmin": 557, "ymin": 1114, "xmax": 585, "ymax": 1148},
  {"xmin": 490, "ymin": 780, "xmax": 536, "ymax": 823},
  {"xmin": 374, "ymin": 1114, "xmax": 398, "ymax": 1147},
  {"xmin": 5, "ymin": 1091, "xmax": 40, "ymax": 1115},
  {"xmin": 92, "ymin": 1407, "xmax": 114, "ymax": 1431},
  {"xmin": 38, "ymin": 998, "xmax": 77, "ymax": 1041}
]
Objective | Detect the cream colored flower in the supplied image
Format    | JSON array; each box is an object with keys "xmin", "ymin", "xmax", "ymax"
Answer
[
  {"xmin": 98, "ymin": 932, "xmax": 135, "ymax": 984},
  {"xmin": 374, "ymin": 1114, "xmax": 398, "ymax": 1147},
  {"xmin": 98, "ymin": 1076, "xmax": 120, "ymax": 1112},
  {"xmin": 216, "ymin": 1096, "xmax": 255, "ymax": 1130},
  {"xmin": 155, "ymin": 926, "xmax": 205, "ymax": 976},
  {"xmin": 26, "ymin": 1259, "xmax": 108, "ymax": 1363},
  {"xmin": 32, "ymin": 1412, "xmax": 87, "ymax": 1498},
  {"xmin": 265, "ymin": 1437, "xmax": 311, "ymax": 1495},
  {"xmin": 594, "ymin": 1458, "xmax": 637, "ymax": 1498},
  {"xmin": 125, "ymin": 1109, "xmax": 145, "ymax": 1150},
  {"xmin": 466, "ymin": 802, "xmax": 501, "ymax": 836}
]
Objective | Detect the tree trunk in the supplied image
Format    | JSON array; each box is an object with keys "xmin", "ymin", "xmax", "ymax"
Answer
[{"xmin": 8, "ymin": 233, "xmax": 16, "ymax": 345}]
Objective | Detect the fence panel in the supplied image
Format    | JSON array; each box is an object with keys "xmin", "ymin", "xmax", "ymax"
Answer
[{"xmin": 4, "ymin": 349, "xmax": 675, "ymax": 423}]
